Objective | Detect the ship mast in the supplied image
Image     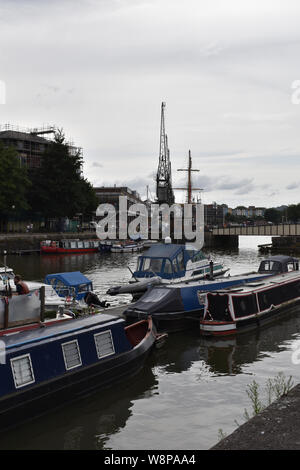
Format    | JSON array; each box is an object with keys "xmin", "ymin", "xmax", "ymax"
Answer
[{"xmin": 175, "ymin": 150, "xmax": 202, "ymax": 203}]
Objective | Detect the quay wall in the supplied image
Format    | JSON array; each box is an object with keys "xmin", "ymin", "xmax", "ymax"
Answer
[
  {"xmin": 211, "ymin": 384, "xmax": 300, "ymax": 450},
  {"xmin": 272, "ymin": 236, "xmax": 300, "ymax": 251},
  {"xmin": 0, "ymin": 231, "xmax": 239, "ymax": 254},
  {"xmin": 0, "ymin": 232, "xmax": 97, "ymax": 254}
]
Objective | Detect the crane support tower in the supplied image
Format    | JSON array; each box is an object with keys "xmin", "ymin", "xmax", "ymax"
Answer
[{"xmin": 156, "ymin": 102, "xmax": 175, "ymax": 205}]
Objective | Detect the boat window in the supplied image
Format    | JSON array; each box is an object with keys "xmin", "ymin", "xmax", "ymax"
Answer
[
  {"xmin": 56, "ymin": 280, "xmax": 70, "ymax": 297},
  {"xmin": 233, "ymin": 294, "xmax": 259, "ymax": 318},
  {"xmin": 172, "ymin": 259, "xmax": 178, "ymax": 273},
  {"xmin": 78, "ymin": 283, "xmax": 89, "ymax": 293},
  {"xmin": 163, "ymin": 260, "xmax": 173, "ymax": 274},
  {"xmin": 62, "ymin": 340, "xmax": 82, "ymax": 370},
  {"xmin": 83, "ymin": 241, "xmax": 90, "ymax": 248},
  {"xmin": 11, "ymin": 354, "xmax": 35, "ymax": 389},
  {"xmin": 287, "ymin": 263, "xmax": 295, "ymax": 272},
  {"xmin": 70, "ymin": 241, "xmax": 77, "ymax": 249},
  {"xmin": 94, "ymin": 330, "xmax": 115, "ymax": 358},
  {"xmin": 259, "ymin": 260, "xmax": 281, "ymax": 272},
  {"xmin": 1, "ymin": 272, "xmax": 14, "ymax": 281},
  {"xmin": 177, "ymin": 252, "xmax": 185, "ymax": 270},
  {"xmin": 141, "ymin": 257, "xmax": 163, "ymax": 273},
  {"xmin": 77, "ymin": 241, "xmax": 83, "ymax": 248},
  {"xmin": 192, "ymin": 251, "xmax": 206, "ymax": 262},
  {"xmin": 141, "ymin": 258, "xmax": 150, "ymax": 271}
]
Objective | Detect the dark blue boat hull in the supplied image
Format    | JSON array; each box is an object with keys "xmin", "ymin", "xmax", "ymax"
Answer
[{"xmin": 0, "ymin": 315, "xmax": 156, "ymax": 432}]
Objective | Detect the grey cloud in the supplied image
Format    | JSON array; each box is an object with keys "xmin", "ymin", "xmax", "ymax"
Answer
[{"xmin": 286, "ymin": 182, "xmax": 300, "ymax": 190}]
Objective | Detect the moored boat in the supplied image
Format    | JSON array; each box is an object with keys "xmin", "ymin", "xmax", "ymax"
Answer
[
  {"xmin": 107, "ymin": 241, "xmax": 228, "ymax": 300},
  {"xmin": 40, "ymin": 239, "xmax": 101, "ymax": 254},
  {"xmin": 110, "ymin": 240, "xmax": 144, "ymax": 253},
  {"xmin": 124, "ymin": 255, "xmax": 299, "ymax": 333},
  {"xmin": 0, "ymin": 309, "xmax": 157, "ymax": 431},
  {"xmin": 200, "ymin": 258, "xmax": 300, "ymax": 336},
  {"xmin": 0, "ymin": 265, "xmax": 75, "ymax": 312}
]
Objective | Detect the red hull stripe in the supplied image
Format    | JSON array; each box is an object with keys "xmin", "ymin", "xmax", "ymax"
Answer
[{"xmin": 41, "ymin": 247, "xmax": 98, "ymax": 253}]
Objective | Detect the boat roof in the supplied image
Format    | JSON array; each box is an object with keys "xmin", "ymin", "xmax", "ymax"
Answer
[
  {"xmin": 1, "ymin": 313, "xmax": 124, "ymax": 349},
  {"xmin": 45, "ymin": 271, "xmax": 92, "ymax": 286},
  {"xmin": 263, "ymin": 255, "xmax": 298, "ymax": 263},
  {"xmin": 207, "ymin": 270, "xmax": 300, "ymax": 295},
  {"xmin": 141, "ymin": 243, "xmax": 186, "ymax": 259}
]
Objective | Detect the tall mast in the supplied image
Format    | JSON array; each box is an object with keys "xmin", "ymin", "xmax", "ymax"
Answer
[{"xmin": 175, "ymin": 150, "xmax": 202, "ymax": 203}]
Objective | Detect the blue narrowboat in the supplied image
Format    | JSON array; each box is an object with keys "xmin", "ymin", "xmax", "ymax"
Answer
[
  {"xmin": 44, "ymin": 271, "xmax": 93, "ymax": 300},
  {"xmin": 0, "ymin": 312, "xmax": 156, "ymax": 431},
  {"xmin": 124, "ymin": 256, "xmax": 300, "ymax": 332}
]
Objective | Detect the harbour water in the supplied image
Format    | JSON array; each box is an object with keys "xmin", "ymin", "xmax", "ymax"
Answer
[{"xmin": 1, "ymin": 236, "xmax": 300, "ymax": 450}]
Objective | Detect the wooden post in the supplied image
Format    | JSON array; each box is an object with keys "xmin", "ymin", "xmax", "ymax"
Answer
[
  {"xmin": 4, "ymin": 298, "xmax": 9, "ymax": 329},
  {"xmin": 40, "ymin": 286, "xmax": 45, "ymax": 323}
]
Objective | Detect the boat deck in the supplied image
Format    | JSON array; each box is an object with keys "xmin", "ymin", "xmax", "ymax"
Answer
[{"xmin": 1, "ymin": 307, "xmax": 130, "ymax": 349}]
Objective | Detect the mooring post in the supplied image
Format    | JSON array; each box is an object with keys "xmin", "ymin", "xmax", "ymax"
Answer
[
  {"xmin": 40, "ymin": 286, "xmax": 45, "ymax": 322},
  {"xmin": 4, "ymin": 298, "xmax": 9, "ymax": 329}
]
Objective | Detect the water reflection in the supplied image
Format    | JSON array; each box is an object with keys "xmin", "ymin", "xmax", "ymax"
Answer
[
  {"xmin": 201, "ymin": 309, "xmax": 300, "ymax": 375},
  {"xmin": 0, "ymin": 364, "xmax": 158, "ymax": 450},
  {"xmin": 3, "ymin": 240, "xmax": 300, "ymax": 449}
]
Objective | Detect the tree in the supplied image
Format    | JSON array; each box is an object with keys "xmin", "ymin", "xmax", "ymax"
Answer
[
  {"xmin": 0, "ymin": 143, "xmax": 31, "ymax": 227},
  {"xmin": 286, "ymin": 204, "xmax": 300, "ymax": 223},
  {"xmin": 264, "ymin": 208, "xmax": 281, "ymax": 224},
  {"xmin": 28, "ymin": 130, "xmax": 98, "ymax": 226}
]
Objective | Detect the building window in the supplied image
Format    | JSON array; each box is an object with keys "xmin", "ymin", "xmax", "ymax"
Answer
[
  {"xmin": 62, "ymin": 340, "xmax": 82, "ymax": 370},
  {"xmin": 94, "ymin": 331, "xmax": 115, "ymax": 359},
  {"xmin": 11, "ymin": 354, "xmax": 35, "ymax": 389}
]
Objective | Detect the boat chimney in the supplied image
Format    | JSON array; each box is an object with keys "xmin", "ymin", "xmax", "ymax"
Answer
[{"xmin": 209, "ymin": 260, "xmax": 214, "ymax": 280}]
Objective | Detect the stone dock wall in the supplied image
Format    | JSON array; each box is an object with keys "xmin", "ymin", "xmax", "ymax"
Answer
[
  {"xmin": 0, "ymin": 231, "xmax": 239, "ymax": 254},
  {"xmin": 212, "ymin": 384, "xmax": 300, "ymax": 450}
]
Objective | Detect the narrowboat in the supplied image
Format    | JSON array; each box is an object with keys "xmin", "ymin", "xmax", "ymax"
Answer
[
  {"xmin": 107, "ymin": 242, "xmax": 228, "ymax": 300},
  {"xmin": 40, "ymin": 239, "xmax": 101, "ymax": 254},
  {"xmin": 200, "ymin": 257, "xmax": 300, "ymax": 336},
  {"xmin": 0, "ymin": 298, "xmax": 157, "ymax": 431},
  {"xmin": 124, "ymin": 255, "xmax": 299, "ymax": 333}
]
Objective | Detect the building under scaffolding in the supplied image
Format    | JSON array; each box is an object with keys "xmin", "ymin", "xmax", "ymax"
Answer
[{"xmin": 0, "ymin": 123, "xmax": 81, "ymax": 168}]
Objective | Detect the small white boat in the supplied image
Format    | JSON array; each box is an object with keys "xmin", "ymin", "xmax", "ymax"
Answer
[
  {"xmin": 111, "ymin": 241, "xmax": 144, "ymax": 253},
  {"xmin": 0, "ymin": 266, "xmax": 77, "ymax": 312}
]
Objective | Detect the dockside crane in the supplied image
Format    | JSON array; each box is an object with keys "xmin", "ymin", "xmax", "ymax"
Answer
[{"xmin": 156, "ymin": 102, "xmax": 175, "ymax": 205}]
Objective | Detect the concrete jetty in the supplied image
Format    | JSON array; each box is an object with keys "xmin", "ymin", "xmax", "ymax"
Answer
[{"xmin": 212, "ymin": 384, "xmax": 300, "ymax": 450}]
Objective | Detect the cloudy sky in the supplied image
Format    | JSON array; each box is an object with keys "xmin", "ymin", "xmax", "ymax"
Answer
[{"xmin": 1, "ymin": 0, "xmax": 300, "ymax": 208}]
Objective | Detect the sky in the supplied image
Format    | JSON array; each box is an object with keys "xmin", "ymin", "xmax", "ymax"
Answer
[{"xmin": 1, "ymin": 0, "xmax": 300, "ymax": 208}]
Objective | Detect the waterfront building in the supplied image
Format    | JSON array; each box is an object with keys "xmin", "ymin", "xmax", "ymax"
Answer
[{"xmin": 0, "ymin": 124, "xmax": 81, "ymax": 168}]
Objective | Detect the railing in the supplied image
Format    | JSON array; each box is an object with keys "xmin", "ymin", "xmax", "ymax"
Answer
[{"xmin": 212, "ymin": 224, "xmax": 300, "ymax": 236}]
